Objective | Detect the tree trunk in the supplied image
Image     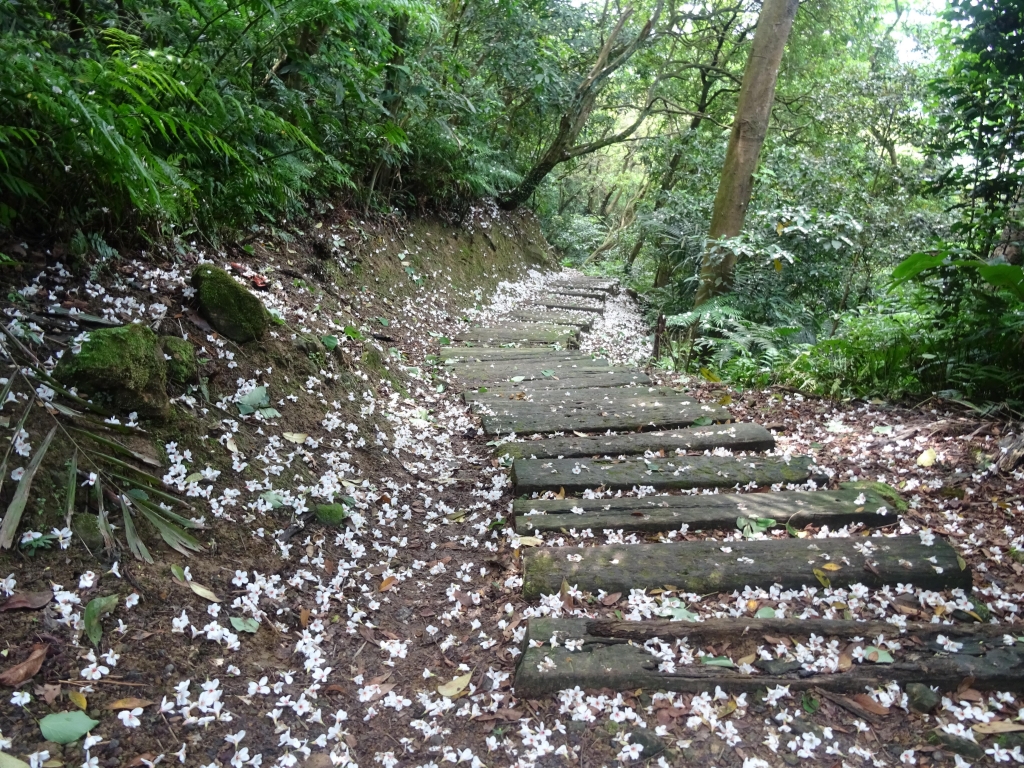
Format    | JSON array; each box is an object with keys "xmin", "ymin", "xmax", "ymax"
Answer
[
  {"xmin": 497, "ymin": 3, "xmax": 662, "ymax": 210},
  {"xmin": 693, "ymin": 0, "xmax": 799, "ymax": 306}
]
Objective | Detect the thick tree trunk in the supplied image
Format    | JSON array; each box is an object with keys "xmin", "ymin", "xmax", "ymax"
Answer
[{"xmin": 693, "ymin": 0, "xmax": 799, "ymax": 306}]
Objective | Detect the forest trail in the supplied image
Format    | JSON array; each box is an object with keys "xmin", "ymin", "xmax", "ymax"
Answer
[{"xmin": 445, "ymin": 274, "xmax": 1024, "ymax": 764}]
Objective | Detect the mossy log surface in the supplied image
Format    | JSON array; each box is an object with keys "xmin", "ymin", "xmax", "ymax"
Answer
[
  {"xmin": 440, "ymin": 348, "xmax": 600, "ymax": 363},
  {"xmin": 465, "ymin": 385, "xmax": 677, "ymax": 407},
  {"xmin": 499, "ymin": 422, "xmax": 774, "ymax": 460},
  {"xmin": 481, "ymin": 400, "xmax": 730, "ymax": 436},
  {"xmin": 521, "ymin": 535, "xmax": 970, "ymax": 600},
  {"xmin": 453, "ymin": 367, "xmax": 647, "ymax": 389},
  {"xmin": 549, "ymin": 288, "xmax": 608, "ymax": 301},
  {"xmin": 449, "ymin": 325, "xmax": 577, "ymax": 346},
  {"xmin": 514, "ymin": 617, "xmax": 1023, "ymax": 698},
  {"xmin": 509, "ymin": 311, "xmax": 595, "ymax": 330},
  {"xmin": 528, "ymin": 297, "xmax": 604, "ymax": 313},
  {"xmin": 511, "ymin": 454, "xmax": 820, "ymax": 494},
  {"xmin": 512, "ymin": 487, "xmax": 896, "ymax": 535},
  {"xmin": 548, "ymin": 278, "xmax": 619, "ymax": 294}
]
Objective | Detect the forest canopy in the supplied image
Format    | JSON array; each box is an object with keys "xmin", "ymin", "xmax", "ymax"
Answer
[{"xmin": 1, "ymin": 0, "xmax": 1022, "ymax": 406}]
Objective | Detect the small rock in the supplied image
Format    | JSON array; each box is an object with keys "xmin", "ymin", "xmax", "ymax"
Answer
[
  {"xmin": 907, "ymin": 683, "xmax": 940, "ymax": 714},
  {"xmin": 164, "ymin": 663, "xmax": 176, "ymax": 675},
  {"xmin": 929, "ymin": 729, "xmax": 985, "ymax": 759},
  {"xmin": 783, "ymin": 754, "xmax": 800, "ymax": 766},
  {"xmin": 756, "ymin": 659, "xmax": 802, "ymax": 676},
  {"xmin": 625, "ymin": 728, "xmax": 664, "ymax": 758},
  {"xmin": 304, "ymin": 755, "xmax": 333, "ymax": 768},
  {"xmin": 192, "ymin": 265, "xmax": 269, "ymax": 343},
  {"xmin": 315, "ymin": 503, "xmax": 349, "ymax": 526}
]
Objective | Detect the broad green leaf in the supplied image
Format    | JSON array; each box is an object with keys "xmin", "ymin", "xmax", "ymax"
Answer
[
  {"xmin": 230, "ymin": 617, "xmax": 259, "ymax": 633},
  {"xmin": 692, "ymin": 417, "xmax": 713, "ymax": 427},
  {"xmin": 754, "ymin": 606, "xmax": 776, "ymax": 618},
  {"xmin": 39, "ymin": 710, "xmax": 100, "ymax": 744},
  {"xmin": 171, "ymin": 564, "xmax": 187, "ymax": 582},
  {"xmin": 0, "ymin": 753, "xmax": 30, "ymax": 768},
  {"xmin": 700, "ymin": 655, "xmax": 735, "ymax": 668},
  {"xmin": 84, "ymin": 594, "xmax": 118, "ymax": 646},
  {"xmin": 863, "ymin": 645, "xmax": 894, "ymax": 663},
  {"xmin": 320, "ymin": 335, "xmax": 339, "ymax": 350}
]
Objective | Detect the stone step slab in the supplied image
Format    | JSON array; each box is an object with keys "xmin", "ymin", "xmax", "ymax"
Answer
[
  {"xmin": 528, "ymin": 297, "xmax": 604, "ymax": 314},
  {"xmin": 521, "ymin": 535, "xmax": 971, "ymax": 600},
  {"xmin": 478, "ymin": 399, "xmax": 731, "ymax": 436},
  {"xmin": 513, "ymin": 616, "xmax": 1024, "ymax": 698},
  {"xmin": 550, "ymin": 288, "xmax": 608, "ymax": 301},
  {"xmin": 465, "ymin": 385, "xmax": 677, "ymax": 407},
  {"xmin": 449, "ymin": 324, "xmax": 577, "ymax": 347},
  {"xmin": 548, "ymin": 278, "xmax": 619, "ymax": 294},
  {"xmin": 512, "ymin": 487, "xmax": 896, "ymax": 535},
  {"xmin": 498, "ymin": 423, "xmax": 775, "ymax": 460},
  {"xmin": 509, "ymin": 311, "xmax": 595, "ymax": 330},
  {"xmin": 440, "ymin": 348, "xmax": 600, "ymax": 363},
  {"xmin": 511, "ymin": 454, "xmax": 820, "ymax": 494}
]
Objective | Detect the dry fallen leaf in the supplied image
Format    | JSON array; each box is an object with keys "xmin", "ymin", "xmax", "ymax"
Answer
[
  {"xmin": 37, "ymin": 683, "xmax": 61, "ymax": 705},
  {"xmin": 299, "ymin": 608, "xmax": 310, "ymax": 628},
  {"xmin": 0, "ymin": 644, "xmax": 48, "ymax": 687},
  {"xmin": 188, "ymin": 582, "xmax": 221, "ymax": 603},
  {"xmin": 0, "ymin": 592, "xmax": 53, "ymax": 611},
  {"xmin": 851, "ymin": 693, "xmax": 890, "ymax": 716},
  {"xmin": 821, "ymin": 562, "xmax": 842, "ymax": 571},
  {"xmin": 437, "ymin": 672, "xmax": 472, "ymax": 699},
  {"xmin": 601, "ymin": 592, "xmax": 622, "ymax": 606},
  {"xmin": 283, "ymin": 432, "xmax": 308, "ymax": 444},
  {"xmin": 554, "ymin": 487, "xmax": 565, "ymax": 500},
  {"xmin": 108, "ymin": 697, "xmax": 154, "ymax": 710},
  {"xmin": 69, "ymin": 690, "xmax": 87, "ymax": 710},
  {"xmin": 973, "ymin": 720, "xmax": 1024, "ymax": 735},
  {"xmin": 379, "ymin": 576, "xmax": 397, "ymax": 592},
  {"xmin": 917, "ymin": 448, "xmax": 937, "ymax": 467},
  {"xmin": 517, "ymin": 536, "xmax": 543, "ymax": 547}
]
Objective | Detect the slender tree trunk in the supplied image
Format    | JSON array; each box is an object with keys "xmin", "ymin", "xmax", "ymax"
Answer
[{"xmin": 693, "ymin": 0, "xmax": 799, "ymax": 306}]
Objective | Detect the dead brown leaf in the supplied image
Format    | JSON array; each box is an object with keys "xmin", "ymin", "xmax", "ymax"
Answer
[
  {"xmin": 109, "ymin": 697, "xmax": 154, "ymax": 710},
  {"xmin": 299, "ymin": 608, "xmax": 310, "ymax": 628},
  {"xmin": 37, "ymin": 683, "xmax": 61, "ymax": 704},
  {"xmin": 601, "ymin": 592, "xmax": 622, "ymax": 606},
  {"xmin": 379, "ymin": 576, "xmax": 397, "ymax": 592},
  {"xmin": 851, "ymin": 693, "xmax": 890, "ymax": 716},
  {"xmin": 0, "ymin": 592, "xmax": 53, "ymax": 611},
  {"xmin": 0, "ymin": 644, "xmax": 48, "ymax": 687}
]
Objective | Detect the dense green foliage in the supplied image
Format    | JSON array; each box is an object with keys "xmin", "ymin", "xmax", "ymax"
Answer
[
  {"xmin": 536, "ymin": 0, "xmax": 1024, "ymax": 408},
  {"xmin": 2, "ymin": 0, "xmax": 1023, "ymax": 406}
]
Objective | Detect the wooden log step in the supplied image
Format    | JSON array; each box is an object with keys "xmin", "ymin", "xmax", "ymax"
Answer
[
  {"xmin": 465, "ymin": 385, "xmax": 677, "ymax": 407},
  {"xmin": 479, "ymin": 399, "xmax": 729, "ymax": 436},
  {"xmin": 462, "ymin": 371, "xmax": 653, "ymax": 391},
  {"xmin": 511, "ymin": 454, "xmax": 817, "ymax": 494},
  {"xmin": 509, "ymin": 311, "xmax": 595, "ymax": 330},
  {"xmin": 548, "ymin": 278, "xmax": 619, "ymax": 294},
  {"xmin": 550, "ymin": 288, "xmax": 608, "ymax": 301},
  {"xmin": 498, "ymin": 423, "xmax": 775, "ymax": 460},
  {"xmin": 521, "ymin": 535, "xmax": 971, "ymax": 600},
  {"xmin": 449, "ymin": 324, "xmax": 577, "ymax": 346},
  {"xmin": 440, "ymin": 348, "xmax": 599, "ymax": 363},
  {"xmin": 513, "ymin": 487, "xmax": 897, "ymax": 535},
  {"xmin": 513, "ymin": 616, "xmax": 1024, "ymax": 698},
  {"xmin": 451, "ymin": 362, "xmax": 614, "ymax": 385},
  {"xmin": 529, "ymin": 297, "xmax": 604, "ymax": 313}
]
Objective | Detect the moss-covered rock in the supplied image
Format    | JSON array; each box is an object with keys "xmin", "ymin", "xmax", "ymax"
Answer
[
  {"xmin": 315, "ymin": 503, "xmax": 349, "ymax": 526},
  {"xmin": 191, "ymin": 265, "xmax": 268, "ymax": 343},
  {"xmin": 54, "ymin": 324, "xmax": 169, "ymax": 418},
  {"xmin": 160, "ymin": 336, "xmax": 198, "ymax": 385},
  {"xmin": 71, "ymin": 514, "xmax": 104, "ymax": 551}
]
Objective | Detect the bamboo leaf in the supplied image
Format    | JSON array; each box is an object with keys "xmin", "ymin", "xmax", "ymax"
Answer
[
  {"xmin": 69, "ymin": 428, "xmax": 161, "ymax": 468},
  {"xmin": 120, "ymin": 495, "xmax": 152, "ymax": 564},
  {"xmin": 95, "ymin": 477, "xmax": 116, "ymax": 554},
  {"xmin": 65, "ymin": 449, "xmax": 78, "ymax": 527},
  {"xmin": 0, "ymin": 426, "xmax": 57, "ymax": 549}
]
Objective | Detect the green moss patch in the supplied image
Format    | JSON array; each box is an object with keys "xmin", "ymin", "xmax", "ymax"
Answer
[
  {"xmin": 161, "ymin": 336, "xmax": 198, "ymax": 385},
  {"xmin": 192, "ymin": 265, "xmax": 269, "ymax": 343},
  {"xmin": 315, "ymin": 503, "xmax": 349, "ymax": 526},
  {"xmin": 54, "ymin": 324, "xmax": 169, "ymax": 419}
]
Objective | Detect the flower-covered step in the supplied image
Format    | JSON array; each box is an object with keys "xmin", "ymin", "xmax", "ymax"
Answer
[
  {"xmin": 512, "ymin": 487, "xmax": 897, "ymax": 535},
  {"xmin": 521, "ymin": 535, "xmax": 971, "ymax": 600},
  {"xmin": 511, "ymin": 454, "xmax": 823, "ymax": 494},
  {"xmin": 513, "ymin": 617, "xmax": 1022, "ymax": 698},
  {"xmin": 439, "ymin": 347, "xmax": 601, "ymax": 363},
  {"xmin": 452, "ymin": 363, "xmax": 648, "ymax": 389},
  {"xmin": 498, "ymin": 422, "xmax": 775, "ymax": 460},
  {"xmin": 528, "ymin": 296, "xmax": 605, "ymax": 313},
  {"xmin": 547, "ymin": 276, "xmax": 619, "ymax": 294},
  {"xmin": 448, "ymin": 323, "xmax": 578, "ymax": 347},
  {"xmin": 478, "ymin": 398, "xmax": 730, "ymax": 436},
  {"xmin": 509, "ymin": 310, "xmax": 596, "ymax": 330}
]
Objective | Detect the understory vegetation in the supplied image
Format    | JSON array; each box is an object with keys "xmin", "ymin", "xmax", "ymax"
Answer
[{"xmin": 1, "ymin": 0, "xmax": 1022, "ymax": 408}]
